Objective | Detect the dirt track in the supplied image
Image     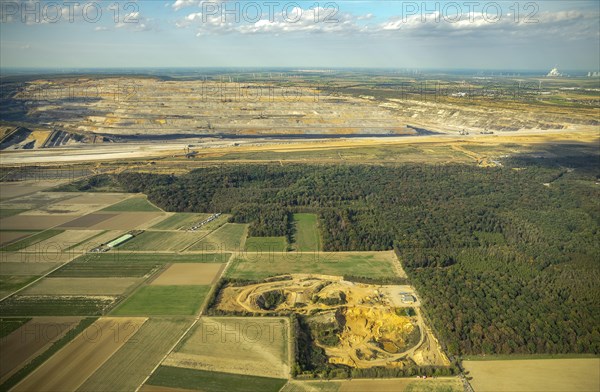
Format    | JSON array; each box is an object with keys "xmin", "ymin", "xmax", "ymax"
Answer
[{"xmin": 12, "ymin": 317, "xmax": 147, "ymax": 392}]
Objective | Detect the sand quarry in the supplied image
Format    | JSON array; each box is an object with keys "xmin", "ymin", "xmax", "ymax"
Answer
[{"xmin": 215, "ymin": 274, "xmax": 449, "ymax": 369}]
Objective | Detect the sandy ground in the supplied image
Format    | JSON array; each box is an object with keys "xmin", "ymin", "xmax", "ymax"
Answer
[
  {"xmin": 0, "ymin": 128, "xmax": 597, "ymax": 165},
  {"xmin": 12, "ymin": 317, "xmax": 147, "ymax": 392},
  {"xmin": 150, "ymin": 263, "xmax": 224, "ymax": 286},
  {"xmin": 22, "ymin": 277, "xmax": 141, "ymax": 295},
  {"xmin": 0, "ymin": 317, "xmax": 82, "ymax": 382},
  {"xmin": 464, "ymin": 358, "xmax": 600, "ymax": 392}
]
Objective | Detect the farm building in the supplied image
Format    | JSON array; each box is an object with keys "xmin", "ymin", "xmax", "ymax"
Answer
[{"xmin": 106, "ymin": 234, "xmax": 134, "ymax": 248}]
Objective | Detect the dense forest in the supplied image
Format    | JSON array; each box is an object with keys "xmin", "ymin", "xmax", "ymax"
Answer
[{"xmin": 64, "ymin": 155, "xmax": 600, "ymax": 357}]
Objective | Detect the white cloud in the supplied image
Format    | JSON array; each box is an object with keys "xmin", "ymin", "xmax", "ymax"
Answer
[
  {"xmin": 172, "ymin": 0, "xmax": 203, "ymax": 11},
  {"xmin": 173, "ymin": 4, "xmax": 598, "ymax": 40}
]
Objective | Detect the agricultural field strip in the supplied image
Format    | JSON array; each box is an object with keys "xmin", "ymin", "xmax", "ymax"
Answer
[
  {"xmin": 22, "ymin": 277, "xmax": 142, "ymax": 296},
  {"xmin": 0, "ymin": 192, "xmax": 175, "ymax": 301},
  {"xmin": 106, "ymin": 264, "xmax": 173, "ymax": 312},
  {"xmin": 1, "ymin": 192, "xmax": 138, "ymax": 253},
  {"xmin": 179, "ymin": 225, "xmax": 229, "ymax": 252},
  {"xmin": 133, "ymin": 252, "xmax": 236, "ymax": 392},
  {"xmin": 18, "ymin": 230, "xmax": 105, "ymax": 253},
  {"xmin": 0, "ymin": 316, "xmax": 82, "ymax": 383},
  {"xmin": 12, "ymin": 317, "xmax": 148, "ymax": 392},
  {"xmin": 463, "ymin": 358, "xmax": 600, "ymax": 392},
  {"xmin": 77, "ymin": 319, "xmax": 192, "ymax": 392},
  {"xmin": 0, "ymin": 252, "xmax": 81, "ymax": 302},
  {"xmin": 166, "ymin": 317, "xmax": 290, "ymax": 378}
]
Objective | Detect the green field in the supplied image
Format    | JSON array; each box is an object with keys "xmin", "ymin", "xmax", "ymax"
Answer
[
  {"xmin": 0, "ymin": 317, "xmax": 30, "ymax": 338},
  {"xmin": 292, "ymin": 213, "xmax": 321, "ymax": 251},
  {"xmin": 101, "ymin": 197, "xmax": 162, "ymax": 212},
  {"xmin": 189, "ymin": 223, "xmax": 248, "ymax": 252},
  {"xmin": 226, "ymin": 251, "xmax": 397, "ymax": 280},
  {"xmin": 245, "ymin": 236, "xmax": 288, "ymax": 252},
  {"xmin": 119, "ymin": 231, "xmax": 204, "ymax": 252},
  {"xmin": 0, "ymin": 295, "xmax": 116, "ymax": 316},
  {"xmin": 0, "ymin": 230, "xmax": 64, "ymax": 251},
  {"xmin": 51, "ymin": 252, "xmax": 230, "ymax": 278},
  {"xmin": 151, "ymin": 213, "xmax": 212, "ymax": 230},
  {"xmin": 147, "ymin": 366, "xmax": 287, "ymax": 392},
  {"xmin": 111, "ymin": 285, "xmax": 210, "ymax": 316}
]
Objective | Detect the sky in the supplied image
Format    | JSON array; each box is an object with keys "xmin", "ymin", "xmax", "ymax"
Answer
[{"xmin": 1, "ymin": 0, "xmax": 599, "ymax": 70}]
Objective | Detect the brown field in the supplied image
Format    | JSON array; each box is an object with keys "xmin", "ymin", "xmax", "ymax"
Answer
[
  {"xmin": 20, "ymin": 230, "xmax": 104, "ymax": 253},
  {"xmin": 23, "ymin": 277, "xmax": 141, "ymax": 295},
  {"xmin": 63, "ymin": 193, "xmax": 130, "ymax": 205},
  {"xmin": 0, "ymin": 231, "xmax": 34, "ymax": 246},
  {"xmin": 12, "ymin": 317, "xmax": 147, "ymax": 392},
  {"xmin": 151, "ymin": 263, "xmax": 224, "ymax": 286},
  {"xmin": 78, "ymin": 318, "xmax": 192, "ymax": 392},
  {"xmin": 464, "ymin": 358, "xmax": 600, "ymax": 392},
  {"xmin": 0, "ymin": 215, "xmax": 75, "ymax": 230},
  {"xmin": 165, "ymin": 317, "xmax": 290, "ymax": 379},
  {"xmin": 89, "ymin": 212, "xmax": 167, "ymax": 230},
  {"xmin": 337, "ymin": 377, "xmax": 463, "ymax": 392},
  {"xmin": 0, "ymin": 317, "xmax": 82, "ymax": 382},
  {"xmin": 58, "ymin": 213, "xmax": 118, "ymax": 229}
]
